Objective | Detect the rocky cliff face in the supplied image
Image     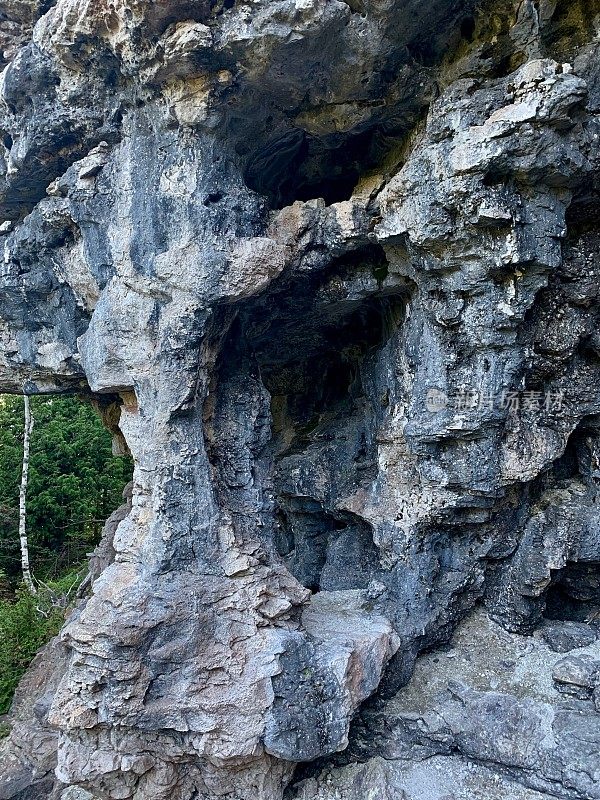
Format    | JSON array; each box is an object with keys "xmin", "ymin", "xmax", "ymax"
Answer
[{"xmin": 1, "ymin": 1, "xmax": 600, "ymax": 798}]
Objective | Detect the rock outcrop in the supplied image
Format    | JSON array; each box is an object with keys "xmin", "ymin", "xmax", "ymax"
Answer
[
  {"xmin": 1, "ymin": 1, "xmax": 600, "ymax": 799},
  {"xmin": 291, "ymin": 610, "xmax": 600, "ymax": 799}
]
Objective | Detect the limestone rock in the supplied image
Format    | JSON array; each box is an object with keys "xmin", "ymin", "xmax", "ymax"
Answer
[
  {"xmin": 295, "ymin": 610, "xmax": 600, "ymax": 799},
  {"xmin": 1, "ymin": 0, "xmax": 600, "ymax": 799}
]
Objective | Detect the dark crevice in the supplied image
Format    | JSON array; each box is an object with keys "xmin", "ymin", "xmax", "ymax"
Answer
[
  {"xmin": 485, "ymin": 420, "xmax": 600, "ymax": 634},
  {"xmin": 274, "ymin": 504, "xmax": 380, "ymax": 593},
  {"xmin": 460, "ymin": 15, "xmax": 476, "ymax": 42},
  {"xmin": 203, "ymin": 191, "xmax": 224, "ymax": 206},
  {"xmin": 406, "ymin": 37, "xmax": 439, "ymax": 68},
  {"xmin": 566, "ymin": 185, "xmax": 600, "ymax": 237},
  {"xmin": 243, "ymin": 125, "xmax": 406, "ymax": 209},
  {"xmin": 39, "ymin": 0, "xmax": 58, "ymax": 13},
  {"xmin": 545, "ymin": 562, "xmax": 600, "ymax": 622}
]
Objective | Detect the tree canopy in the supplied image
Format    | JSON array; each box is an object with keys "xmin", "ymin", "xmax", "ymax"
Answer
[{"xmin": 0, "ymin": 395, "xmax": 133, "ymax": 584}]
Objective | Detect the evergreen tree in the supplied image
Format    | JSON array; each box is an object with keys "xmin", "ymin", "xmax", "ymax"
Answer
[{"xmin": 0, "ymin": 395, "xmax": 133, "ymax": 582}]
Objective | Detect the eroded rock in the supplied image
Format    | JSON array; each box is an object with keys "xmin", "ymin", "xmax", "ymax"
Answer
[{"xmin": 1, "ymin": 0, "xmax": 600, "ymax": 798}]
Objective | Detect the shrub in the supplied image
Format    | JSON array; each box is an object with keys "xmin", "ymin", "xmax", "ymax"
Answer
[{"xmin": 0, "ymin": 571, "xmax": 82, "ymax": 715}]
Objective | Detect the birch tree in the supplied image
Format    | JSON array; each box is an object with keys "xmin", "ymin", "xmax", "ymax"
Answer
[{"xmin": 19, "ymin": 393, "xmax": 36, "ymax": 595}]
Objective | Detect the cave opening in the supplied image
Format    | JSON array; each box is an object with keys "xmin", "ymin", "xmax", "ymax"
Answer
[
  {"xmin": 242, "ymin": 125, "xmax": 406, "ymax": 209},
  {"xmin": 226, "ymin": 246, "xmax": 408, "ymax": 593},
  {"xmin": 533, "ymin": 424, "xmax": 600, "ymax": 625},
  {"xmin": 240, "ymin": 249, "xmax": 405, "ymax": 458}
]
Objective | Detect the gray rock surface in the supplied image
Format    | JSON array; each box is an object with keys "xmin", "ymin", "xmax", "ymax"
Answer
[
  {"xmin": 541, "ymin": 620, "xmax": 598, "ymax": 653},
  {"xmin": 0, "ymin": 635, "xmax": 68, "ymax": 800},
  {"xmin": 292, "ymin": 756, "xmax": 564, "ymax": 800},
  {"xmin": 0, "ymin": 0, "xmax": 600, "ymax": 798},
  {"xmin": 292, "ymin": 609, "xmax": 600, "ymax": 799}
]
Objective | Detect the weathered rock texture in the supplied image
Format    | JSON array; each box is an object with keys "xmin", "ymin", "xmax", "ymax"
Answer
[{"xmin": 1, "ymin": 0, "xmax": 600, "ymax": 798}]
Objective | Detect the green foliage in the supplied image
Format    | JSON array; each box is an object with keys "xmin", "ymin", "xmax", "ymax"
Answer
[
  {"xmin": 0, "ymin": 395, "xmax": 133, "ymax": 581},
  {"xmin": 0, "ymin": 395, "xmax": 133, "ymax": 715},
  {"xmin": 0, "ymin": 580, "xmax": 72, "ymax": 715}
]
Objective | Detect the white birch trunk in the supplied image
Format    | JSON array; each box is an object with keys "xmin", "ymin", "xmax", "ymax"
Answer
[{"xmin": 19, "ymin": 393, "xmax": 36, "ymax": 595}]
